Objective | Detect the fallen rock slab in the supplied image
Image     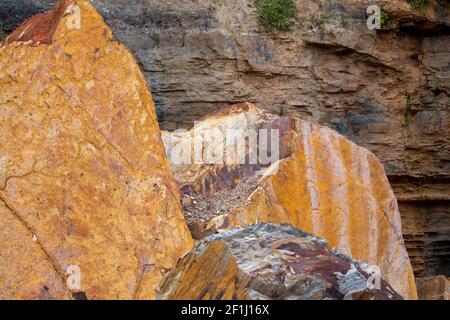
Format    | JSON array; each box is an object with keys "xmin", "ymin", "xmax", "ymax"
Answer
[
  {"xmin": 158, "ymin": 223, "xmax": 403, "ymax": 300},
  {"xmin": 163, "ymin": 102, "xmax": 417, "ymax": 299}
]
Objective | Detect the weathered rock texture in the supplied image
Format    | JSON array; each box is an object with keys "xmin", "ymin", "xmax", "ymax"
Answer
[
  {"xmin": 0, "ymin": 0, "xmax": 193, "ymax": 299},
  {"xmin": 416, "ymin": 275, "xmax": 449, "ymax": 300},
  {"xmin": 163, "ymin": 103, "xmax": 417, "ymax": 299},
  {"xmin": 400, "ymin": 200, "xmax": 450, "ymax": 278},
  {"xmin": 3, "ymin": 0, "xmax": 448, "ymax": 282},
  {"xmin": 158, "ymin": 223, "xmax": 404, "ymax": 300}
]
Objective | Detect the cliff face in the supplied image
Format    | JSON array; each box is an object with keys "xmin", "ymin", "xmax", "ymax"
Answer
[{"xmin": 1, "ymin": 0, "xmax": 448, "ymax": 290}]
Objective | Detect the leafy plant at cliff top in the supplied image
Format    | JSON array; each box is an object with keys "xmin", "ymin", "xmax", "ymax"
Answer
[
  {"xmin": 408, "ymin": 0, "xmax": 430, "ymax": 11},
  {"xmin": 254, "ymin": 0, "xmax": 298, "ymax": 31},
  {"xmin": 317, "ymin": 12, "xmax": 328, "ymax": 31}
]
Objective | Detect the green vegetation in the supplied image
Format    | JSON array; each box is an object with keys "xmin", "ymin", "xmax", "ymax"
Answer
[
  {"xmin": 380, "ymin": 10, "xmax": 389, "ymax": 28},
  {"xmin": 254, "ymin": 0, "xmax": 298, "ymax": 31},
  {"xmin": 317, "ymin": 12, "xmax": 328, "ymax": 31},
  {"xmin": 306, "ymin": 12, "xmax": 328, "ymax": 33},
  {"xmin": 404, "ymin": 95, "xmax": 412, "ymax": 127},
  {"xmin": 408, "ymin": 0, "xmax": 429, "ymax": 11}
]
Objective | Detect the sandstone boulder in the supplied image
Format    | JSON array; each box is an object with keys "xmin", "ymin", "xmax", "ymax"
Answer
[
  {"xmin": 0, "ymin": 0, "xmax": 193, "ymax": 299},
  {"xmin": 163, "ymin": 103, "xmax": 417, "ymax": 299},
  {"xmin": 158, "ymin": 223, "xmax": 403, "ymax": 300}
]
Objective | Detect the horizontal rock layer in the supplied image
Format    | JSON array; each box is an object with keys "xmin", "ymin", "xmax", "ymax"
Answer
[{"xmin": 400, "ymin": 200, "xmax": 450, "ymax": 278}]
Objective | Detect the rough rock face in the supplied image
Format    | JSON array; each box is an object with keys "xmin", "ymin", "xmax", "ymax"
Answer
[
  {"xmin": 3, "ymin": 0, "xmax": 448, "ymax": 283},
  {"xmin": 416, "ymin": 275, "xmax": 449, "ymax": 300},
  {"xmin": 163, "ymin": 103, "xmax": 417, "ymax": 299},
  {"xmin": 158, "ymin": 223, "xmax": 403, "ymax": 300},
  {"xmin": 0, "ymin": 0, "xmax": 193, "ymax": 299},
  {"xmin": 400, "ymin": 200, "xmax": 450, "ymax": 278}
]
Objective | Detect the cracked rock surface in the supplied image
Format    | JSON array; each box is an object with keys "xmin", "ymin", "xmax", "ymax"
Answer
[
  {"xmin": 0, "ymin": 0, "xmax": 193, "ymax": 299},
  {"xmin": 158, "ymin": 223, "xmax": 403, "ymax": 300}
]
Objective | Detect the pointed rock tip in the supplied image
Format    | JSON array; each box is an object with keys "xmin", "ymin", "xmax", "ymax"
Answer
[{"xmin": 2, "ymin": 0, "xmax": 91, "ymax": 47}]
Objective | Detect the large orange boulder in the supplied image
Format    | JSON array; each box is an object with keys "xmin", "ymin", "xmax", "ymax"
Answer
[
  {"xmin": 163, "ymin": 103, "xmax": 417, "ymax": 299},
  {"xmin": 0, "ymin": 0, "xmax": 193, "ymax": 299}
]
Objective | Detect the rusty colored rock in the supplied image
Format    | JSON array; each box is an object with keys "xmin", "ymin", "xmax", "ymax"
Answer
[
  {"xmin": 0, "ymin": 0, "xmax": 193, "ymax": 299},
  {"xmin": 416, "ymin": 275, "xmax": 449, "ymax": 300},
  {"xmin": 158, "ymin": 223, "xmax": 403, "ymax": 300},
  {"xmin": 164, "ymin": 103, "xmax": 417, "ymax": 299}
]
